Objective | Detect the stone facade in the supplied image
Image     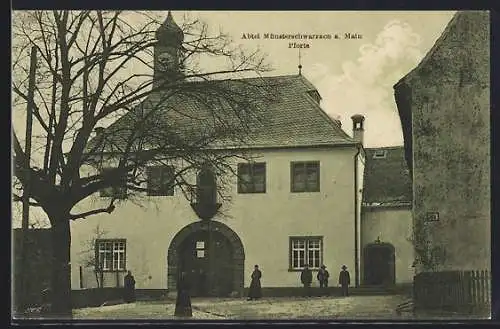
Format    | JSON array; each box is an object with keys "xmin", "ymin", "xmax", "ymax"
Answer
[{"xmin": 394, "ymin": 11, "xmax": 490, "ymax": 273}]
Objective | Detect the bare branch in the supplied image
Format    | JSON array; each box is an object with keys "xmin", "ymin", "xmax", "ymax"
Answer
[{"xmin": 69, "ymin": 203, "xmax": 116, "ymax": 220}]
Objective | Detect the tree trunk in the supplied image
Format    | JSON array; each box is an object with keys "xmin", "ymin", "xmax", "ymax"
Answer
[{"xmin": 48, "ymin": 216, "xmax": 72, "ymax": 319}]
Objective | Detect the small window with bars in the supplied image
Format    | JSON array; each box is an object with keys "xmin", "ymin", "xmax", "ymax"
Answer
[{"xmin": 373, "ymin": 150, "xmax": 387, "ymax": 159}]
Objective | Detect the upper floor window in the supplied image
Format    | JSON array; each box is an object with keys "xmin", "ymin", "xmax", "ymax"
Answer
[
  {"xmin": 238, "ymin": 162, "xmax": 266, "ymax": 194},
  {"xmin": 289, "ymin": 236, "xmax": 323, "ymax": 270},
  {"xmin": 147, "ymin": 165, "xmax": 175, "ymax": 196},
  {"xmin": 291, "ymin": 161, "xmax": 320, "ymax": 192},
  {"xmin": 95, "ymin": 239, "xmax": 126, "ymax": 272},
  {"xmin": 99, "ymin": 167, "xmax": 127, "ymax": 199}
]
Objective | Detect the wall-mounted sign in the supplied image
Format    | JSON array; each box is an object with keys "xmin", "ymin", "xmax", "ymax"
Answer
[{"xmin": 425, "ymin": 212, "xmax": 439, "ymax": 222}]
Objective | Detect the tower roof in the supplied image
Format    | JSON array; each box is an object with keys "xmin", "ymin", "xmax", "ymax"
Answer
[{"xmin": 156, "ymin": 11, "xmax": 184, "ymax": 44}]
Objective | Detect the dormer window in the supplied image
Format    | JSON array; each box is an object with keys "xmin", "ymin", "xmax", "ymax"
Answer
[
  {"xmin": 373, "ymin": 150, "xmax": 387, "ymax": 159},
  {"xmin": 307, "ymin": 90, "xmax": 321, "ymax": 104}
]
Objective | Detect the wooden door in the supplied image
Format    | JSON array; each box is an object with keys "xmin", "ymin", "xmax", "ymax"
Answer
[{"xmin": 178, "ymin": 230, "xmax": 234, "ymax": 297}]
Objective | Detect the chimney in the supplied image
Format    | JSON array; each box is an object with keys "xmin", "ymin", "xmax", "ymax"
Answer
[
  {"xmin": 351, "ymin": 114, "xmax": 365, "ymax": 145},
  {"xmin": 95, "ymin": 127, "xmax": 105, "ymax": 137}
]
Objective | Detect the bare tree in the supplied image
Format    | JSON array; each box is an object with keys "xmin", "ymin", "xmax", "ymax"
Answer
[
  {"xmin": 12, "ymin": 10, "xmax": 277, "ymax": 317},
  {"xmin": 79, "ymin": 224, "xmax": 108, "ymax": 289}
]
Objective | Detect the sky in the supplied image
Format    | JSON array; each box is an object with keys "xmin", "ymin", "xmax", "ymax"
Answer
[{"xmin": 11, "ymin": 10, "xmax": 456, "ymax": 227}]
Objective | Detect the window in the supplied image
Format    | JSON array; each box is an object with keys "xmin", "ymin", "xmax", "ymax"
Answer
[
  {"xmin": 291, "ymin": 161, "xmax": 320, "ymax": 192},
  {"xmin": 373, "ymin": 150, "xmax": 387, "ymax": 159},
  {"xmin": 99, "ymin": 168, "xmax": 127, "ymax": 199},
  {"xmin": 95, "ymin": 239, "xmax": 126, "ymax": 272},
  {"xmin": 307, "ymin": 90, "xmax": 321, "ymax": 103},
  {"xmin": 289, "ymin": 237, "xmax": 323, "ymax": 270},
  {"xmin": 147, "ymin": 165, "xmax": 175, "ymax": 196},
  {"xmin": 238, "ymin": 162, "xmax": 266, "ymax": 193}
]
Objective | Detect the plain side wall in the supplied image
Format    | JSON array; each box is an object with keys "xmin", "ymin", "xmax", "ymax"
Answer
[
  {"xmin": 70, "ymin": 146, "xmax": 358, "ymax": 290},
  {"xmin": 409, "ymin": 11, "xmax": 490, "ymax": 273},
  {"xmin": 361, "ymin": 207, "xmax": 414, "ymax": 283}
]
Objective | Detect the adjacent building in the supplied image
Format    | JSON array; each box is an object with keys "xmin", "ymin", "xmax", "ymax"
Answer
[
  {"xmin": 361, "ymin": 147, "xmax": 414, "ymax": 286},
  {"xmin": 394, "ymin": 11, "xmax": 490, "ymax": 274}
]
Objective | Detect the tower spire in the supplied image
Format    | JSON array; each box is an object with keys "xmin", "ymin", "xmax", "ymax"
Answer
[{"xmin": 298, "ymin": 48, "xmax": 302, "ymax": 75}]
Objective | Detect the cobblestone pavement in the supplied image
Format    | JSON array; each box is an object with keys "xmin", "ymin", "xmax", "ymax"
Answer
[{"xmin": 72, "ymin": 295, "xmax": 488, "ymax": 320}]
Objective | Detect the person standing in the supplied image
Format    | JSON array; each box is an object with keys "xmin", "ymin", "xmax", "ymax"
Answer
[
  {"xmin": 175, "ymin": 271, "xmax": 192, "ymax": 317},
  {"xmin": 317, "ymin": 265, "xmax": 330, "ymax": 295},
  {"xmin": 247, "ymin": 265, "xmax": 262, "ymax": 301},
  {"xmin": 123, "ymin": 271, "xmax": 136, "ymax": 303},
  {"xmin": 338, "ymin": 265, "xmax": 351, "ymax": 297},
  {"xmin": 300, "ymin": 264, "xmax": 313, "ymax": 297}
]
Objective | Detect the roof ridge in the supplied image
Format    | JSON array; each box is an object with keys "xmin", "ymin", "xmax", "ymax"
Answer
[{"xmin": 218, "ymin": 73, "xmax": 301, "ymax": 83}]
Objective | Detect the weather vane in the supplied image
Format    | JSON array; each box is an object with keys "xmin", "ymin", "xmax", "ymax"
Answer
[{"xmin": 298, "ymin": 48, "xmax": 302, "ymax": 75}]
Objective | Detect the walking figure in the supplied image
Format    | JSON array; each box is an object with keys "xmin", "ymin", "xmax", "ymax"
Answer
[
  {"xmin": 248, "ymin": 265, "xmax": 262, "ymax": 300},
  {"xmin": 175, "ymin": 271, "xmax": 192, "ymax": 317},
  {"xmin": 338, "ymin": 265, "xmax": 350, "ymax": 297},
  {"xmin": 317, "ymin": 265, "xmax": 330, "ymax": 294},
  {"xmin": 123, "ymin": 271, "xmax": 136, "ymax": 303},
  {"xmin": 300, "ymin": 264, "xmax": 313, "ymax": 297}
]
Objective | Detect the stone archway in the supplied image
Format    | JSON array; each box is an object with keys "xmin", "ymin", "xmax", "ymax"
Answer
[
  {"xmin": 167, "ymin": 221, "xmax": 245, "ymax": 297},
  {"xmin": 363, "ymin": 242, "xmax": 396, "ymax": 286}
]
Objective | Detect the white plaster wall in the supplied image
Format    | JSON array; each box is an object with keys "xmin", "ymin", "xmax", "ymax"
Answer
[
  {"xmin": 70, "ymin": 146, "xmax": 359, "ymax": 290},
  {"xmin": 361, "ymin": 207, "xmax": 414, "ymax": 284}
]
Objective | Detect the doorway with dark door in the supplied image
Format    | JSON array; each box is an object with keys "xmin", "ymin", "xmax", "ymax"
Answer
[
  {"xmin": 363, "ymin": 242, "xmax": 396, "ymax": 286},
  {"xmin": 178, "ymin": 229, "xmax": 234, "ymax": 297}
]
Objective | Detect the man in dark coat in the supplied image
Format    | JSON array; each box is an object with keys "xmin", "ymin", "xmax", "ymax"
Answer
[
  {"xmin": 175, "ymin": 271, "xmax": 192, "ymax": 317},
  {"xmin": 247, "ymin": 265, "xmax": 262, "ymax": 300},
  {"xmin": 317, "ymin": 265, "xmax": 330, "ymax": 288},
  {"xmin": 300, "ymin": 265, "xmax": 313, "ymax": 297},
  {"xmin": 123, "ymin": 271, "xmax": 136, "ymax": 303},
  {"xmin": 317, "ymin": 265, "xmax": 330, "ymax": 295},
  {"xmin": 338, "ymin": 265, "xmax": 351, "ymax": 297}
]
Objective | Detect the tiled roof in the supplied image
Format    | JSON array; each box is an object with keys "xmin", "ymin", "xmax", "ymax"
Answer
[
  {"xmin": 362, "ymin": 146, "xmax": 412, "ymax": 205},
  {"xmin": 86, "ymin": 74, "xmax": 355, "ymax": 153}
]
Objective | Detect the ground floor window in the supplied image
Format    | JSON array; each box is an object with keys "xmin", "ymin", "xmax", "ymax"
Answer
[
  {"xmin": 95, "ymin": 239, "xmax": 126, "ymax": 271},
  {"xmin": 289, "ymin": 236, "xmax": 323, "ymax": 270}
]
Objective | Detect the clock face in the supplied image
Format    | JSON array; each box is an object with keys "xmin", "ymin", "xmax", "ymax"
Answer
[{"xmin": 158, "ymin": 52, "xmax": 174, "ymax": 71}]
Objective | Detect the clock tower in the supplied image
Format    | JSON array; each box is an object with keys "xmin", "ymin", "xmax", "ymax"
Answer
[{"xmin": 154, "ymin": 11, "xmax": 184, "ymax": 85}]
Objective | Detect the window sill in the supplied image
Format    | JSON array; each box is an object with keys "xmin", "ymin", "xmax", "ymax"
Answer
[
  {"xmin": 95, "ymin": 269, "xmax": 128, "ymax": 273},
  {"xmin": 290, "ymin": 190, "xmax": 320, "ymax": 193},
  {"xmin": 288, "ymin": 268, "xmax": 320, "ymax": 272},
  {"xmin": 237, "ymin": 191, "xmax": 266, "ymax": 194}
]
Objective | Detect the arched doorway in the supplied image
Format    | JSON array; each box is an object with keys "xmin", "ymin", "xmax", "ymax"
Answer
[
  {"xmin": 363, "ymin": 242, "xmax": 396, "ymax": 286},
  {"xmin": 167, "ymin": 221, "xmax": 245, "ymax": 297}
]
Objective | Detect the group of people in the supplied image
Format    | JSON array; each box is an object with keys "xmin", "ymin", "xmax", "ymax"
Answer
[
  {"xmin": 300, "ymin": 264, "xmax": 350, "ymax": 297},
  {"xmin": 248, "ymin": 264, "xmax": 351, "ymax": 300},
  {"xmin": 122, "ymin": 263, "xmax": 350, "ymax": 317}
]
